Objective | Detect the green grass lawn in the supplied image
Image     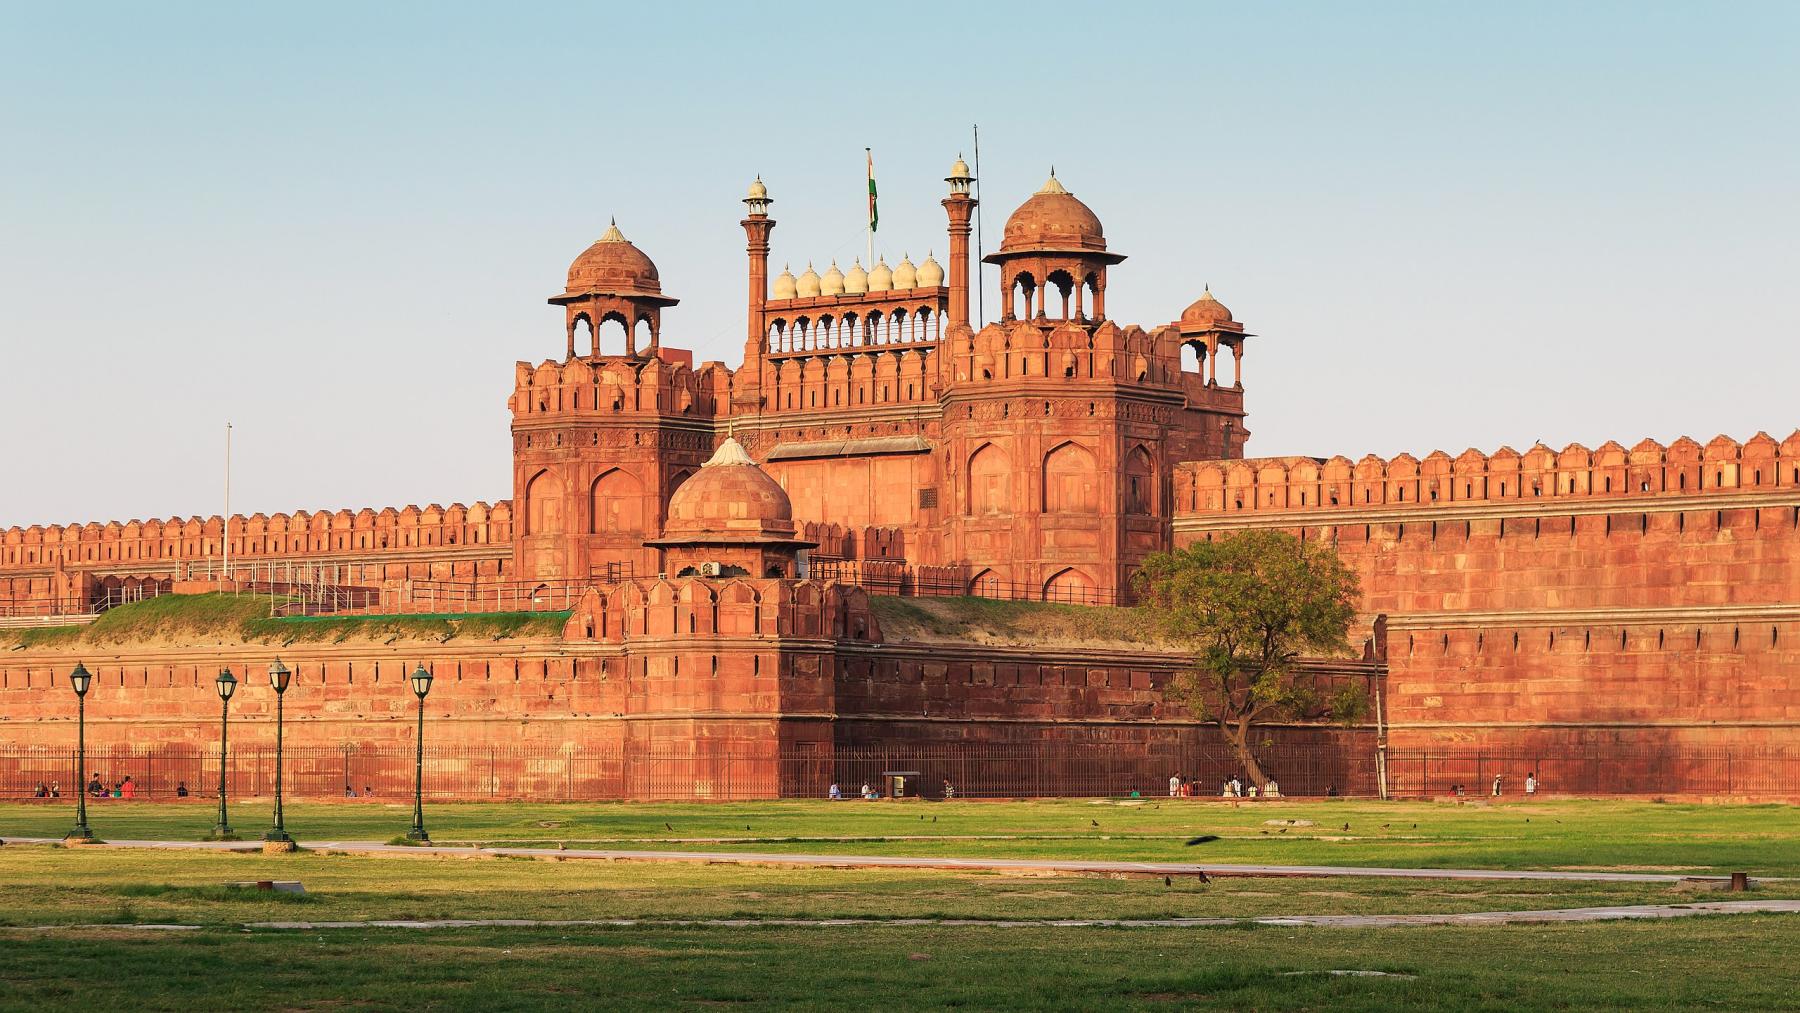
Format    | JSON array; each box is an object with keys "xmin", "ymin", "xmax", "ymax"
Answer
[
  {"xmin": 6, "ymin": 798, "xmax": 1796, "ymax": 875},
  {"xmin": 4, "ymin": 845, "xmax": 1789, "ymax": 928},
  {"xmin": 4, "ymin": 918, "xmax": 1798, "ymax": 1011},
  {"xmin": 4, "ymin": 797, "xmax": 1799, "ymax": 1010}
]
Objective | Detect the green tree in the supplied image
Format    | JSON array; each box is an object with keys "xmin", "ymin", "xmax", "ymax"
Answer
[{"xmin": 1133, "ymin": 530, "xmax": 1365, "ymax": 788}]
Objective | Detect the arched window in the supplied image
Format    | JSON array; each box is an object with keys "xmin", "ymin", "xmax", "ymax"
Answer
[
  {"xmin": 525, "ymin": 470, "xmax": 560, "ymax": 536},
  {"xmin": 967, "ymin": 444, "xmax": 1011, "ymax": 515},
  {"xmin": 590, "ymin": 469, "xmax": 645, "ymax": 535},
  {"xmin": 1125, "ymin": 446, "xmax": 1156, "ymax": 515},
  {"xmin": 1043, "ymin": 567, "xmax": 1097, "ymax": 604},
  {"xmin": 1043, "ymin": 442, "xmax": 1098, "ymax": 512}
]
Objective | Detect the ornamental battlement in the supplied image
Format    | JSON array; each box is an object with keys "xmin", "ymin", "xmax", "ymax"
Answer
[
  {"xmin": 1175, "ymin": 432, "xmax": 1800, "ymax": 518},
  {"xmin": 0, "ymin": 501, "xmax": 514, "ymax": 572}
]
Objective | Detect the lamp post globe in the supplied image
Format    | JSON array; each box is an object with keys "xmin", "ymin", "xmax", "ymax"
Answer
[
  {"xmin": 264, "ymin": 659, "xmax": 294, "ymax": 849},
  {"xmin": 65, "ymin": 663, "xmax": 95, "ymax": 843},
  {"xmin": 210, "ymin": 667, "xmax": 238, "ymax": 840},
  {"xmin": 407, "ymin": 665, "xmax": 432, "ymax": 843}
]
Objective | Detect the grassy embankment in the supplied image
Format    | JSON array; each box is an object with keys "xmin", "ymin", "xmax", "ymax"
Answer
[
  {"xmin": 868, "ymin": 595, "xmax": 1177, "ymax": 649},
  {"xmin": 4, "ymin": 799, "xmax": 1796, "ymax": 876},
  {"xmin": 0, "ymin": 593, "xmax": 569, "ymax": 651},
  {"xmin": 3, "ymin": 592, "xmax": 1159, "ymax": 652}
]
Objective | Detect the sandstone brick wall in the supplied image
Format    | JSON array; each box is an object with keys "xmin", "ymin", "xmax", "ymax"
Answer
[{"xmin": 1174, "ymin": 432, "xmax": 1800, "ymax": 755}]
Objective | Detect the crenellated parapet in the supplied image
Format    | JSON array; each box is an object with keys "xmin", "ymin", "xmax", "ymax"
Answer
[
  {"xmin": 510, "ymin": 352, "xmax": 727, "ymax": 422},
  {"xmin": 796, "ymin": 522, "xmax": 906, "ymax": 561},
  {"xmin": 946, "ymin": 318, "xmax": 1193, "ymax": 390},
  {"xmin": 0, "ymin": 501, "xmax": 514, "ymax": 573},
  {"xmin": 561, "ymin": 577, "xmax": 881, "ymax": 643},
  {"xmin": 1175, "ymin": 432, "xmax": 1800, "ymax": 517}
]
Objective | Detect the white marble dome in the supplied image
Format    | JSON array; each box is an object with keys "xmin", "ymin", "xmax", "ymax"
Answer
[
  {"xmin": 917, "ymin": 252, "xmax": 944, "ymax": 288},
  {"xmin": 772, "ymin": 264, "xmax": 797, "ymax": 300}
]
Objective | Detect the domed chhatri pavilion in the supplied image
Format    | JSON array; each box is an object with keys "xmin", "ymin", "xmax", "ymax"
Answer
[{"xmin": 646, "ymin": 438, "xmax": 814, "ymax": 580}]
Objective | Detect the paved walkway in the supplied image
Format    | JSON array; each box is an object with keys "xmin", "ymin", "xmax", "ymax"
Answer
[
  {"xmin": 2, "ymin": 836, "xmax": 1769, "ymax": 885},
  {"xmin": 6, "ymin": 900, "xmax": 1798, "ymax": 933}
]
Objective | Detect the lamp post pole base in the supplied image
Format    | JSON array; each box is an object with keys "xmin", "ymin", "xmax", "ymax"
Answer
[
  {"xmin": 63, "ymin": 828, "xmax": 97, "ymax": 845},
  {"xmin": 207, "ymin": 826, "xmax": 239, "ymax": 842},
  {"xmin": 261, "ymin": 833, "xmax": 298, "ymax": 855}
]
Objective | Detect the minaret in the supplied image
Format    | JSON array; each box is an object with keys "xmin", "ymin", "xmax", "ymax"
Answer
[
  {"xmin": 942, "ymin": 156, "xmax": 976, "ymax": 331},
  {"xmin": 741, "ymin": 176, "xmax": 775, "ymax": 367}
]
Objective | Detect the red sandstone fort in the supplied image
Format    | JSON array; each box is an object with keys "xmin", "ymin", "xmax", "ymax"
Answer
[{"xmin": 2, "ymin": 161, "xmax": 1797, "ymax": 798}]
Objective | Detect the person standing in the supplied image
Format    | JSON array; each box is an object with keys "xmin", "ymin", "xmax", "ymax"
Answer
[
  {"xmin": 1169, "ymin": 773, "xmax": 1182, "ymax": 798},
  {"xmin": 120, "ymin": 776, "xmax": 136, "ymax": 800},
  {"xmin": 1525, "ymin": 772, "xmax": 1537, "ymax": 798},
  {"xmin": 1492, "ymin": 774, "xmax": 1503, "ymax": 797}
]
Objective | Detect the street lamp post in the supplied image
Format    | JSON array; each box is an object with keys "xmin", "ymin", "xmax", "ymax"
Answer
[
  {"xmin": 66, "ymin": 663, "xmax": 94, "ymax": 843},
  {"xmin": 407, "ymin": 664, "xmax": 433, "ymax": 843},
  {"xmin": 264, "ymin": 659, "xmax": 294, "ymax": 850},
  {"xmin": 211, "ymin": 668, "xmax": 238, "ymax": 840}
]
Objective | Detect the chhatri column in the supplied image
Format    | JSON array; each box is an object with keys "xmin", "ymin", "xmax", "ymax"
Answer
[
  {"xmin": 741, "ymin": 176, "xmax": 776, "ymax": 361},
  {"xmin": 942, "ymin": 156, "xmax": 976, "ymax": 330}
]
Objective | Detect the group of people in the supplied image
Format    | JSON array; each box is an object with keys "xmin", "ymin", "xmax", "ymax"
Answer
[
  {"xmin": 1167, "ymin": 773, "xmax": 1284, "ymax": 799},
  {"xmin": 32, "ymin": 775, "xmax": 192, "ymax": 799},
  {"xmin": 1450, "ymin": 772, "xmax": 1539, "ymax": 798},
  {"xmin": 826, "ymin": 779, "xmax": 958, "ymax": 800}
]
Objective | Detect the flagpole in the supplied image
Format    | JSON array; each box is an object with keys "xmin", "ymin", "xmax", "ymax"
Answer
[
  {"xmin": 223, "ymin": 421, "xmax": 232, "ymax": 582},
  {"xmin": 865, "ymin": 147, "xmax": 874, "ymax": 270},
  {"xmin": 973, "ymin": 124, "xmax": 985, "ymax": 329}
]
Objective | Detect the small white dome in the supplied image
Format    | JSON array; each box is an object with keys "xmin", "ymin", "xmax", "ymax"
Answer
[
  {"xmin": 893, "ymin": 254, "xmax": 917, "ymax": 289},
  {"xmin": 772, "ymin": 263, "xmax": 797, "ymax": 300},
  {"xmin": 917, "ymin": 252, "xmax": 944, "ymax": 288},
  {"xmin": 747, "ymin": 176, "xmax": 768, "ymax": 200},
  {"xmin": 821, "ymin": 260, "xmax": 845, "ymax": 296},
  {"xmin": 844, "ymin": 259, "xmax": 868, "ymax": 294},
  {"xmin": 949, "ymin": 156, "xmax": 971, "ymax": 179},
  {"xmin": 797, "ymin": 262, "xmax": 821, "ymax": 298},
  {"xmin": 868, "ymin": 258, "xmax": 893, "ymax": 292}
]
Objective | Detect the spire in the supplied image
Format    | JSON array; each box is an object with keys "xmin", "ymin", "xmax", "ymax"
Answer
[{"xmin": 704, "ymin": 437, "xmax": 756, "ymax": 468}]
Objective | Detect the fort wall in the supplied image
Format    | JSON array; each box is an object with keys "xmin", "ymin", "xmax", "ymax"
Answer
[
  {"xmin": 0, "ymin": 577, "xmax": 1381, "ymax": 798},
  {"xmin": 1175, "ymin": 433, "xmax": 1800, "ymax": 755}
]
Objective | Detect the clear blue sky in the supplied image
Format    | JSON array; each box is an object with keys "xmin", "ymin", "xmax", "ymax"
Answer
[{"xmin": 2, "ymin": 2, "xmax": 1795, "ymax": 526}]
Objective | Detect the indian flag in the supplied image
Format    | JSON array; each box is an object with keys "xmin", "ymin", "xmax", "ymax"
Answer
[{"xmin": 866, "ymin": 148, "xmax": 878, "ymax": 233}]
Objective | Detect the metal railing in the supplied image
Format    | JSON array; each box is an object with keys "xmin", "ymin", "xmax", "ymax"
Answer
[{"xmin": 6, "ymin": 743, "xmax": 1794, "ymax": 802}]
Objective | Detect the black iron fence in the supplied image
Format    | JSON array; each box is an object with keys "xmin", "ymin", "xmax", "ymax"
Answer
[
  {"xmin": 4, "ymin": 742, "xmax": 1795, "ymax": 802},
  {"xmin": 1383, "ymin": 746, "xmax": 1800, "ymax": 798}
]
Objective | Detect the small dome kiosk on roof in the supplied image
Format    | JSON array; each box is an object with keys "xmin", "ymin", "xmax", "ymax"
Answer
[
  {"xmin": 797, "ymin": 262, "xmax": 822, "ymax": 298},
  {"xmin": 1179, "ymin": 287, "xmax": 1245, "ymax": 334},
  {"xmin": 992, "ymin": 171, "xmax": 1113, "ymax": 258},
  {"xmin": 821, "ymin": 260, "xmax": 845, "ymax": 296},
  {"xmin": 562, "ymin": 220, "xmax": 667, "ymax": 297},
  {"xmin": 845, "ymin": 259, "xmax": 869, "ymax": 294},
  {"xmin": 648, "ymin": 437, "xmax": 815, "ymax": 579},
  {"xmin": 893, "ymin": 254, "xmax": 917, "ymax": 289},
  {"xmin": 662, "ymin": 437, "xmax": 795, "ymax": 536}
]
